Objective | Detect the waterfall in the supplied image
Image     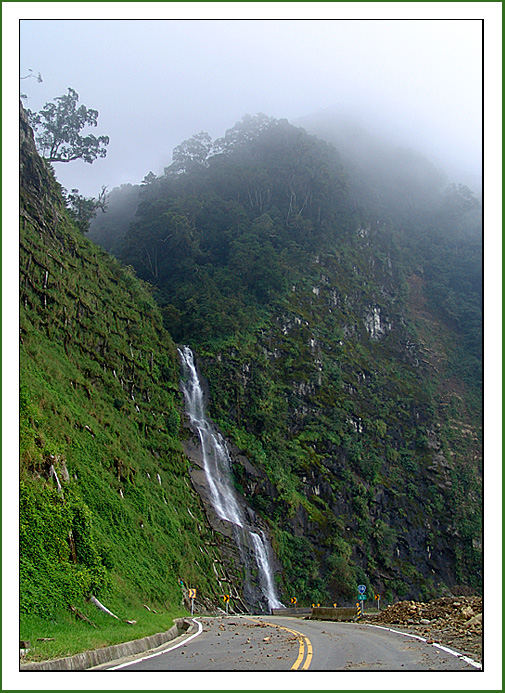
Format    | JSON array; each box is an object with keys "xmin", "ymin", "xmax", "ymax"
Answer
[
  {"xmin": 179, "ymin": 345, "xmax": 283, "ymax": 611},
  {"xmin": 250, "ymin": 531, "xmax": 281, "ymax": 610}
]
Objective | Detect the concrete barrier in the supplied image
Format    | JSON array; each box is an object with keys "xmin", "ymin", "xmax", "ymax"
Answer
[
  {"xmin": 271, "ymin": 607, "xmax": 312, "ymax": 617},
  {"xmin": 20, "ymin": 618, "xmax": 194, "ymax": 671},
  {"xmin": 309, "ymin": 607, "xmax": 357, "ymax": 621}
]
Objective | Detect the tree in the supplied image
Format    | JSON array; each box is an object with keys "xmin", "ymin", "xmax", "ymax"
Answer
[
  {"xmin": 64, "ymin": 186, "xmax": 108, "ymax": 233},
  {"xmin": 27, "ymin": 88, "xmax": 109, "ymax": 163},
  {"xmin": 165, "ymin": 132, "xmax": 212, "ymax": 175},
  {"xmin": 142, "ymin": 171, "xmax": 157, "ymax": 185},
  {"xmin": 212, "ymin": 113, "xmax": 276, "ymax": 155}
]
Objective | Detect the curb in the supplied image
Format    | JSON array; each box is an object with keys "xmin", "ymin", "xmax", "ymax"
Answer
[{"xmin": 20, "ymin": 618, "xmax": 194, "ymax": 671}]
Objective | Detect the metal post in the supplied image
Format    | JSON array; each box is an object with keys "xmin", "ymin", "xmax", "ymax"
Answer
[
  {"xmin": 378, "ymin": 596, "xmax": 380, "ymax": 612},
  {"xmin": 226, "ymin": 599, "xmax": 229, "ymax": 615},
  {"xmin": 191, "ymin": 598, "xmax": 194, "ymax": 616}
]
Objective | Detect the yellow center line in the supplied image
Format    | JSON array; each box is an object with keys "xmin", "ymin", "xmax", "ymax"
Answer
[
  {"xmin": 290, "ymin": 635, "xmax": 305, "ymax": 670},
  {"xmin": 242, "ymin": 616, "xmax": 313, "ymax": 671},
  {"xmin": 302, "ymin": 636, "xmax": 313, "ymax": 670}
]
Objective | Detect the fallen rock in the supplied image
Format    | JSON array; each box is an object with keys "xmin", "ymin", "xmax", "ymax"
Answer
[
  {"xmin": 366, "ymin": 595, "xmax": 483, "ymax": 663},
  {"xmin": 466, "ymin": 613, "xmax": 482, "ymax": 627},
  {"xmin": 373, "ymin": 596, "xmax": 482, "ymax": 627}
]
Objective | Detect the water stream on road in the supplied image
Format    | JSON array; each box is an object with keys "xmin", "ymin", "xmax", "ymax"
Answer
[{"xmin": 179, "ymin": 345, "xmax": 283, "ymax": 611}]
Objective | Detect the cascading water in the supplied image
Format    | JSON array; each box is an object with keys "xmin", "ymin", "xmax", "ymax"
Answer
[{"xmin": 179, "ymin": 345, "xmax": 283, "ymax": 611}]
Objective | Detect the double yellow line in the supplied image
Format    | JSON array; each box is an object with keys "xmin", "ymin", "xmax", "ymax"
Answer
[
  {"xmin": 288, "ymin": 626, "xmax": 313, "ymax": 670},
  {"xmin": 246, "ymin": 617, "xmax": 313, "ymax": 670}
]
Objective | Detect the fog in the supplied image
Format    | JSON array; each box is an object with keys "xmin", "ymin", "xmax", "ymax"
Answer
[{"xmin": 19, "ymin": 16, "xmax": 483, "ymax": 198}]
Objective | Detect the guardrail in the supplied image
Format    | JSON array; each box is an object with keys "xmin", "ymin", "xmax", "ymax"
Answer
[{"xmin": 270, "ymin": 607, "xmax": 312, "ymax": 616}]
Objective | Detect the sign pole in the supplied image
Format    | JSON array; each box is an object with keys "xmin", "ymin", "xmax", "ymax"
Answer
[{"xmin": 191, "ymin": 597, "xmax": 194, "ymax": 616}]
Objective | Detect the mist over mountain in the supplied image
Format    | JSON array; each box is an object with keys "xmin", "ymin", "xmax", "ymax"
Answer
[
  {"xmin": 298, "ymin": 107, "xmax": 481, "ymax": 193},
  {"xmin": 19, "ymin": 18, "xmax": 482, "ymax": 201},
  {"xmin": 89, "ymin": 114, "xmax": 481, "ymax": 384}
]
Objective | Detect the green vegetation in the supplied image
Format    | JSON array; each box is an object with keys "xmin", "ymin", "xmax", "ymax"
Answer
[
  {"xmin": 63, "ymin": 185, "xmax": 108, "ymax": 234},
  {"xmin": 20, "ymin": 601, "xmax": 185, "ymax": 663},
  {"xmin": 99, "ymin": 114, "xmax": 481, "ymax": 602},
  {"xmin": 88, "ymin": 183, "xmax": 140, "ymax": 255},
  {"xmin": 21, "ymin": 104, "xmax": 481, "ymax": 662},
  {"xmin": 118, "ymin": 115, "xmax": 352, "ymax": 344},
  {"xmin": 26, "ymin": 87, "xmax": 109, "ymax": 163},
  {"xmin": 19, "ymin": 108, "xmax": 230, "ymax": 655}
]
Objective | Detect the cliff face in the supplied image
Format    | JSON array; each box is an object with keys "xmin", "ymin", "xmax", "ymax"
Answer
[{"xmin": 200, "ymin": 225, "xmax": 481, "ymax": 602}]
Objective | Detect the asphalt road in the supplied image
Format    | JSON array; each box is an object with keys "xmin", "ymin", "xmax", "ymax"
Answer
[{"xmin": 109, "ymin": 614, "xmax": 479, "ymax": 672}]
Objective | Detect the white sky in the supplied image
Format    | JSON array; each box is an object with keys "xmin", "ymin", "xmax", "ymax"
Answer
[
  {"xmin": 3, "ymin": 3, "xmax": 502, "ymax": 692},
  {"xmin": 18, "ymin": 15, "xmax": 483, "ymax": 196}
]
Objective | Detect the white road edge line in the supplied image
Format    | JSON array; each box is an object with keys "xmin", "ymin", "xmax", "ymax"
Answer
[
  {"xmin": 365, "ymin": 623, "xmax": 482, "ymax": 669},
  {"xmin": 108, "ymin": 618, "xmax": 203, "ymax": 670}
]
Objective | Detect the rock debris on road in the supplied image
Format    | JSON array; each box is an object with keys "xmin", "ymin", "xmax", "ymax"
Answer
[
  {"xmin": 111, "ymin": 612, "xmax": 480, "ymax": 671},
  {"xmin": 364, "ymin": 595, "xmax": 482, "ymax": 661}
]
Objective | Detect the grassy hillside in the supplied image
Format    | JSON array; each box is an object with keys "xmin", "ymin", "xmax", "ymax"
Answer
[{"xmin": 19, "ymin": 107, "xmax": 230, "ymax": 658}]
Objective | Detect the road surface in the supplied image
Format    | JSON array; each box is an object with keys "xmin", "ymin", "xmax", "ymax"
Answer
[{"xmin": 107, "ymin": 614, "xmax": 480, "ymax": 671}]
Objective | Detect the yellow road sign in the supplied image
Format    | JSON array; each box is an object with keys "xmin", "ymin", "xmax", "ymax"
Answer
[{"xmin": 188, "ymin": 588, "xmax": 196, "ymax": 599}]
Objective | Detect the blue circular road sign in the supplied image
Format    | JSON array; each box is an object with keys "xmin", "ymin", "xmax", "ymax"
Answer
[{"xmin": 357, "ymin": 584, "xmax": 366, "ymax": 594}]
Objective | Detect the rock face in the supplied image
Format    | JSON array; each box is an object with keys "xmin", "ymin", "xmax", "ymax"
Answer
[
  {"xmin": 184, "ymin": 433, "xmax": 278, "ymax": 612},
  {"xmin": 364, "ymin": 306, "xmax": 391, "ymax": 339},
  {"xmin": 179, "ymin": 349, "xmax": 282, "ymax": 613},
  {"xmin": 199, "ymin": 240, "xmax": 481, "ymax": 603}
]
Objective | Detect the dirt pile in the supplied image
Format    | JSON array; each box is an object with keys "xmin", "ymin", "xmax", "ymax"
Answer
[
  {"xmin": 373, "ymin": 596, "xmax": 482, "ymax": 633},
  {"xmin": 366, "ymin": 596, "xmax": 482, "ymax": 661}
]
